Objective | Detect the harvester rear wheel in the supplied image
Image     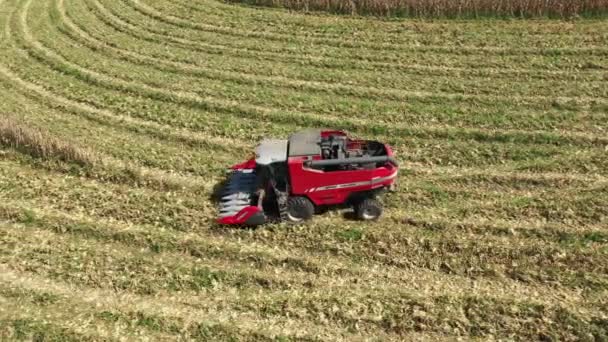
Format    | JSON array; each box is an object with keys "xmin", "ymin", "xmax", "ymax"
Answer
[
  {"xmin": 286, "ymin": 197, "xmax": 314, "ymax": 223},
  {"xmin": 354, "ymin": 198, "xmax": 382, "ymax": 221}
]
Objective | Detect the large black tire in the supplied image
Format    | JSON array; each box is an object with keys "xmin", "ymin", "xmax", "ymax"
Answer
[
  {"xmin": 286, "ymin": 196, "xmax": 314, "ymax": 223},
  {"xmin": 354, "ymin": 198, "xmax": 382, "ymax": 221}
]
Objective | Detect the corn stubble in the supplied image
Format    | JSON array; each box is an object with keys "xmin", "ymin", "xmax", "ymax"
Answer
[{"xmin": 0, "ymin": 0, "xmax": 607, "ymax": 340}]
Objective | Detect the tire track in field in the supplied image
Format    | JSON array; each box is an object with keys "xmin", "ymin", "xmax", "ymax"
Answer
[
  {"xmin": 0, "ymin": 2, "xmax": 257, "ymax": 157},
  {"xmin": 0, "ymin": 198, "xmax": 562, "ymax": 283},
  {"xmin": 0, "ymin": 200, "xmax": 325, "ymax": 275},
  {"xmin": 0, "ymin": 14, "xmax": 320, "ymax": 174},
  {"xmin": 61, "ymin": 1, "xmax": 513, "ymax": 105},
  {"xmin": 97, "ymin": 0, "xmax": 607, "ymax": 79},
  {"xmin": 1, "ymin": 71, "xmax": 247, "ymax": 156},
  {"xmin": 87, "ymin": 0, "xmax": 483, "ymax": 79},
  {"xmin": 10, "ymin": 15, "xmax": 604, "ymax": 179},
  {"xmin": 2, "ymin": 222, "xmax": 303, "ymax": 294},
  {"xmin": 0, "ymin": 87, "xmax": 246, "ymax": 174},
  {"xmin": 5, "ymin": 167, "xmax": 604, "ymax": 338},
  {"xmin": 393, "ymin": 188, "xmax": 608, "ymax": 227},
  {"xmin": 176, "ymin": 0, "xmax": 608, "ymax": 39},
  {"xmin": 158, "ymin": 2, "xmax": 602, "ymax": 56},
  {"xmin": 3, "ymin": 162, "xmax": 604, "ymax": 320},
  {"xmin": 127, "ymin": 0, "xmax": 608, "ymax": 58},
  {"xmin": 87, "ymin": 0, "xmax": 595, "ymax": 99},
  {"xmin": 1, "ymin": 35, "xmax": 251, "ymax": 159},
  {"xmin": 4, "ymin": 151, "xmax": 606, "ymax": 247},
  {"xmin": 15, "ymin": 0, "xmax": 608, "ymax": 150},
  {"xmin": 2, "ymin": 125, "xmax": 604, "ymax": 334},
  {"xmin": 3, "ymin": 202, "xmax": 604, "ymax": 316},
  {"xmin": 0, "ymin": 111, "xmax": 184, "ymax": 190}
]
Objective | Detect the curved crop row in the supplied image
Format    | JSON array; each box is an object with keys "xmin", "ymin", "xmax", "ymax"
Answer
[
  {"xmin": 126, "ymin": 0, "xmax": 608, "ymax": 57},
  {"xmin": 173, "ymin": 0, "xmax": 608, "ymax": 43},
  {"xmin": 12, "ymin": 0, "xmax": 608, "ymax": 157},
  {"xmin": 55, "ymin": 0, "xmax": 608, "ymax": 137},
  {"xmin": 65, "ymin": 0, "xmax": 608, "ymax": 101},
  {"xmin": 1, "ymin": 0, "xmax": 607, "ymax": 339}
]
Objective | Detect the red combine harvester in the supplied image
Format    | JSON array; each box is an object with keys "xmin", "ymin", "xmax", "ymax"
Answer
[{"xmin": 218, "ymin": 129, "xmax": 399, "ymax": 225}]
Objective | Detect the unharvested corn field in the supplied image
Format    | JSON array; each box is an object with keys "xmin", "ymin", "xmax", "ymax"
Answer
[
  {"xmin": 0, "ymin": 0, "xmax": 607, "ymax": 340},
  {"xmin": 234, "ymin": 0, "xmax": 608, "ymax": 18}
]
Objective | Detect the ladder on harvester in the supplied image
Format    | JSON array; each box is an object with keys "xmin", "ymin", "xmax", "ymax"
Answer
[{"xmin": 274, "ymin": 183, "xmax": 289, "ymax": 222}]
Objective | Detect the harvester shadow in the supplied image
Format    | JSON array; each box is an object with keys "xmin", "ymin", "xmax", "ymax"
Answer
[
  {"xmin": 341, "ymin": 211, "xmax": 358, "ymax": 221},
  {"xmin": 318, "ymin": 205, "xmax": 359, "ymax": 222}
]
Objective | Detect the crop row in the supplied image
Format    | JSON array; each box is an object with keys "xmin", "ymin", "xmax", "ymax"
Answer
[
  {"xmin": 2, "ymin": 56, "xmax": 606, "ymax": 180},
  {"xmin": 125, "ymin": 0, "xmax": 608, "ymax": 56},
  {"xmin": 171, "ymin": 0, "xmax": 608, "ymax": 41},
  {"xmin": 1, "ymin": 157, "xmax": 606, "ymax": 294},
  {"xmin": 1, "ymin": 0, "xmax": 607, "ymax": 340},
  {"xmin": 1, "ymin": 221, "xmax": 606, "ymax": 340},
  {"xmin": 96, "ymin": 0, "xmax": 608, "ymax": 76},
  {"xmin": 60, "ymin": 0, "xmax": 608, "ymax": 113},
  {"xmin": 2, "ymin": 55, "xmax": 606, "ymax": 183},
  {"xmin": 7, "ymin": 0, "xmax": 608, "ymax": 153}
]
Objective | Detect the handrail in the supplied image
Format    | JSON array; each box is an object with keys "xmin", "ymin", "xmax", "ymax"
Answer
[{"xmin": 305, "ymin": 156, "xmax": 398, "ymax": 167}]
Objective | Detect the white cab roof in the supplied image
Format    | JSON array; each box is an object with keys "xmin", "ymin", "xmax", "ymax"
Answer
[
  {"xmin": 288, "ymin": 129, "xmax": 323, "ymax": 156},
  {"xmin": 255, "ymin": 139, "xmax": 288, "ymax": 165}
]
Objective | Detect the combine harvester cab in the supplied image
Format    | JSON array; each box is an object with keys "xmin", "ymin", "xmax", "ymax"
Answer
[{"xmin": 217, "ymin": 129, "xmax": 398, "ymax": 226}]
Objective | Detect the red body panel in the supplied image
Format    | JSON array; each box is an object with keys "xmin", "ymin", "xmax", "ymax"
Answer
[
  {"xmin": 218, "ymin": 205, "xmax": 262, "ymax": 225},
  {"xmin": 231, "ymin": 158, "xmax": 256, "ymax": 170},
  {"xmin": 288, "ymin": 154, "xmax": 398, "ymax": 206},
  {"xmin": 320, "ymin": 130, "xmax": 348, "ymax": 138}
]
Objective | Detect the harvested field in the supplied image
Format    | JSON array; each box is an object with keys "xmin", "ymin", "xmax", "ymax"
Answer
[{"xmin": 0, "ymin": 0, "xmax": 607, "ymax": 340}]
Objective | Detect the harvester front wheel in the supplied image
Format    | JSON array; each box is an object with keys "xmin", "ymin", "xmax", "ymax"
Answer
[
  {"xmin": 354, "ymin": 198, "xmax": 382, "ymax": 221},
  {"xmin": 286, "ymin": 197, "xmax": 314, "ymax": 223}
]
